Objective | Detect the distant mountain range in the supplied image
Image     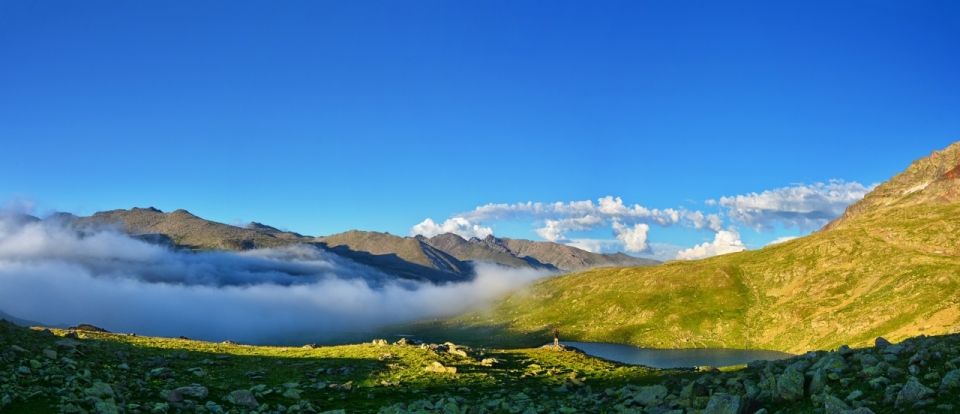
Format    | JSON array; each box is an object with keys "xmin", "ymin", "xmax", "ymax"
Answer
[
  {"xmin": 400, "ymin": 141, "xmax": 960, "ymax": 354},
  {"xmin": 24, "ymin": 206, "xmax": 657, "ymax": 283}
]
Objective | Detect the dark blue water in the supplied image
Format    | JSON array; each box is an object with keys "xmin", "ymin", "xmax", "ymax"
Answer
[{"xmin": 561, "ymin": 342, "xmax": 794, "ymax": 369}]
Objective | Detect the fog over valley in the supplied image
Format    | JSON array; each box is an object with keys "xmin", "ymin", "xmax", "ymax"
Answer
[{"xmin": 0, "ymin": 212, "xmax": 552, "ymax": 344}]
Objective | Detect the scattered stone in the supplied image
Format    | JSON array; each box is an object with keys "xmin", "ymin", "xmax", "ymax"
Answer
[
  {"xmin": 8, "ymin": 345, "xmax": 28, "ymax": 353},
  {"xmin": 175, "ymin": 384, "xmax": 209, "ymax": 399},
  {"xmin": 481, "ymin": 357, "xmax": 500, "ymax": 366},
  {"xmin": 777, "ymin": 364, "xmax": 805, "ymax": 400},
  {"xmin": 940, "ymin": 369, "xmax": 960, "ymax": 391},
  {"xmin": 94, "ymin": 399, "xmax": 120, "ymax": 414},
  {"xmin": 896, "ymin": 376, "xmax": 935, "ymax": 409},
  {"xmin": 704, "ymin": 392, "xmax": 742, "ymax": 414},
  {"xmin": 823, "ymin": 394, "xmax": 851, "ymax": 414},
  {"xmin": 876, "ymin": 337, "xmax": 892, "ymax": 347},
  {"xmin": 424, "ymin": 361, "xmax": 457, "ymax": 374},
  {"xmin": 631, "ymin": 385, "xmax": 668, "ymax": 407},
  {"xmin": 84, "ymin": 381, "xmax": 115, "ymax": 399},
  {"xmin": 225, "ymin": 389, "xmax": 259, "ymax": 407}
]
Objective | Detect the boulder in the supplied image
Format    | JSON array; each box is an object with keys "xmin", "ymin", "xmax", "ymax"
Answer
[
  {"xmin": 940, "ymin": 369, "xmax": 960, "ymax": 391},
  {"xmin": 808, "ymin": 369, "xmax": 827, "ymax": 396},
  {"xmin": 94, "ymin": 399, "xmax": 120, "ymax": 414},
  {"xmin": 84, "ymin": 382, "xmax": 115, "ymax": 399},
  {"xmin": 424, "ymin": 361, "xmax": 457, "ymax": 374},
  {"xmin": 777, "ymin": 365, "xmax": 805, "ymax": 400},
  {"xmin": 895, "ymin": 376, "xmax": 935, "ymax": 409},
  {"xmin": 704, "ymin": 392, "xmax": 743, "ymax": 414},
  {"xmin": 631, "ymin": 385, "xmax": 668, "ymax": 407},
  {"xmin": 225, "ymin": 389, "xmax": 259, "ymax": 407},
  {"xmin": 823, "ymin": 394, "xmax": 850, "ymax": 414},
  {"xmin": 175, "ymin": 385, "xmax": 208, "ymax": 399},
  {"xmin": 875, "ymin": 337, "xmax": 892, "ymax": 347}
]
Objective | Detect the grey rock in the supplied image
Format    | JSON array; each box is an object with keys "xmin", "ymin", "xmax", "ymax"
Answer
[
  {"xmin": 703, "ymin": 392, "xmax": 742, "ymax": 414},
  {"xmin": 94, "ymin": 399, "xmax": 120, "ymax": 414},
  {"xmin": 858, "ymin": 354, "xmax": 879, "ymax": 368},
  {"xmin": 175, "ymin": 384, "xmax": 208, "ymax": 399},
  {"xmin": 225, "ymin": 389, "xmax": 259, "ymax": 407},
  {"xmin": 896, "ymin": 376, "xmax": 935, "ymax": 409},
  {"xmin": 814, "ymin": 355, "xmax": 848, "ymax": 374},
  {"xmin": 777, "ymin": 364, "xmax": 805, "ymax": 400},
  {"xmin": 883, "ymin": 344, "xmax": 905, "ymax": 355},
  {"xmin": 823, "ymin": 394, "xmax": 850, "ymax": 414},
  {"xmin": 808, "ymin": 369, "xmax": 827, "ymax": 396},
  {"xmin": 940, "ymin": 369, "xmax": 960, "ymax": 391},
  {"xmin": 84, "ymin": 381, "xmax": 115, "ymax": 399},
  {"xmin": 632, "ymin": 385, "xmax": 668, "ymax": 406},
  {"xmin": 875, "ymin": 337, "xmax": 892, "ymax": 347}
]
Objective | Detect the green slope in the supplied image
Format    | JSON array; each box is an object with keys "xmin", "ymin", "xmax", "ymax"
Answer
[{"xmin": 401, "ymin": 142, "xmax": 960, "ymax": 354}]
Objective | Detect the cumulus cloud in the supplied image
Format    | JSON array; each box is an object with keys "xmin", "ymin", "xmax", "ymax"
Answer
[
  {"xmin": 533, "ymin": 216, "xmax": 605, "ymax": 242},
  {"xmin": 412, "ymin": 196, "xmax": 721, "ymax": 243},
  {"xmin": 675, "ymin": 230, "xmax": 746, "ymax": 260},
  {"xmin": 410, "ymin": 217, "xmax": 493, "ymax": 239},
  {"xmin": 612, "ymin": 222, "xmax": 651, "ymax": 253},
  {"xmin": 563, "ymin": 239, "xmax": 624, "ymax": 253},
  {"xmin": 0, "ymin": 215, "xmax": 550, "ymax": 344},
  {"xmin": 718, "ymin": 180, "xmax": 873, "ymax": 232}
]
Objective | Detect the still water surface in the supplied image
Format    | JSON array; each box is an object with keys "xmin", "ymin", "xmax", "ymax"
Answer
[{"xmin": 561, "ymin": 342, "xmax": 794, "ymax": 369}]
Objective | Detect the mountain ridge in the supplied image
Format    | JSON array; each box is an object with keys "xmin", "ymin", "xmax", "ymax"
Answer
[{"xmin": 51, "ymin": 207, "xmax": 658, "ymax": 282}]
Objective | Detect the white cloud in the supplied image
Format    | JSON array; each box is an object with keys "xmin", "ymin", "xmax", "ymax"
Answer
[
  {"xmin": 533, "ymin": 216, "xmax": 605, "ymax": 242},
  {"xmin": 718, "ymin": 180, "xmax": 873, "ymax": 232},
  {"xmin": 563, "ymin": 238, "xmax": 624, "ymax": 253},
  {"xmin": 675, "ymin": 230, "xmax": 746, "ymax": 260},
  {"xmin": 413, "ymin": 196, "xmax": 721, "ymax": 245},
  {"xmin": 766, "ymin": 236, "xmax": 799, "ymax": 246},
  {"xmin": 612, "ymin": 222, "xmax": 651, "ymax": 253},
  {"xmin": 0, "ymin": 215, "xmax": 550, "ymax": 343},
  {"xmin": 410, "ymin": 217, "xmax": 493, "ymax": 239}
]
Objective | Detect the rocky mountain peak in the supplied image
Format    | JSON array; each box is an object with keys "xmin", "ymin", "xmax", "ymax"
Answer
[{"xmin": 823, "ymin": 141, "xmax": 960, "ymax": 231}]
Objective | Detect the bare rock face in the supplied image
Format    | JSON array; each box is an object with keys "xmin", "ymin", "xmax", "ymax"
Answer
[{"xmin": 823, "ymin": 141, "xmax": 960, "ymax": 231}]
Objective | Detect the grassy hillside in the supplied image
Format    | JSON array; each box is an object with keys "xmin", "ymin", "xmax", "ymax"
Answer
[
  {"xmin": 401, "ymin": 143, "xmax": 960, "ymax": 354},
  {"xmin": 5, "ymin": 320, "xmax": 960, "ymax": 413}
]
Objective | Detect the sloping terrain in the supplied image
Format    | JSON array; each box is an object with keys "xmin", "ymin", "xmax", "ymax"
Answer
[
  {"xmin": 315, "ymin": 231, "xmax": 472, "ymax": 283},
  {"xmin": 5, "ymin": 319, "xmax": 960, "ymax": 413},
  {"xmin": 420, "ymin": 233, "xmax": 659, "ymax": 272},
  {"xmin": 497, "ymin": 237, "xmax": 659, "ymax": 271},
  {"xmin": 74, "ymin": 207, "xmax": 310, "ymax": 251},
  {"xmin": 418, "ymin": 234, "xmax": 556, "ymax": 270},
  {"xmin": 403, "ymin": 142, "xmax": 960, "ymax": 354}
]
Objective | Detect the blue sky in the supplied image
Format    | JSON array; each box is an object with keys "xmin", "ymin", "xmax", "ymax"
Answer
[{"xmin": 2, "ymin": 1, "xmax": 958, "ymax": 260}]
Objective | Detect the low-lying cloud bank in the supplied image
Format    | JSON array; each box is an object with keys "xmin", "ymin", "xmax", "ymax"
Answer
[{"xmin": 0, "ymin": 213, "xmax": 551, "ymax": 344}]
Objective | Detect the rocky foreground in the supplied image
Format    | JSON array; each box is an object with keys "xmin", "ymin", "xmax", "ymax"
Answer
[{"xmin": 2, "ymin": 320, "xmax": 960, "ymax": 413}]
